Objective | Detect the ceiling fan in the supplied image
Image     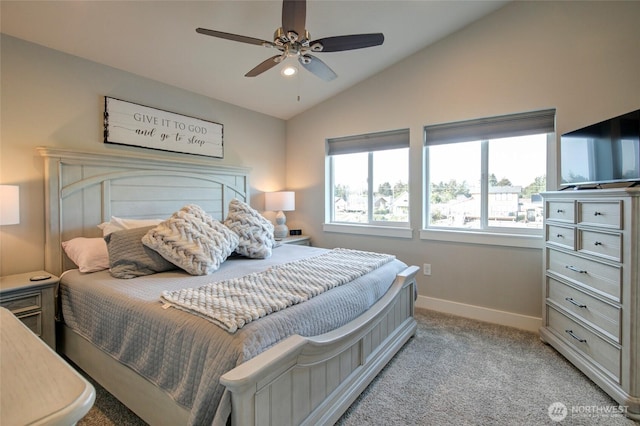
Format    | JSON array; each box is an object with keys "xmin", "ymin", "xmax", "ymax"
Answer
[{"xmin": 196, "ymin": 0, "xmax": 384, "ymax": 81}]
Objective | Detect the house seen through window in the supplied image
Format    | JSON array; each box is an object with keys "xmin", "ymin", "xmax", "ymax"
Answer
[
  {"xmin": 328, "ymin": 129, "xmax": 410, "ymax": 226},
  {"xmin": 424, "ymin": 110, "xmax": 555, "ymax": 234}
]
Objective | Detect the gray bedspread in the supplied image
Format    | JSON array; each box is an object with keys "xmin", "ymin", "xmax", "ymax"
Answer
[{"xmin": 59, "ymin": 245, "xmax": 407, "ymax": 426}]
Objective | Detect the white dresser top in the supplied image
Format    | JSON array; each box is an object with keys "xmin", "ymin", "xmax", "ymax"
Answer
[{"xmin": 0, "ymin": 307, "xmax": 95, "ymax": 425}]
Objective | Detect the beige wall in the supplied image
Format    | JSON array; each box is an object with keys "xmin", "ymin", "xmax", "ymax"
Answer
[
  {"xmin": 285, "ymin": 1, "xmax": 640, "ymax": 320},
  {"xmin": 0, "ymin": 35, "xmax": 286, "ymax": 276},
  {"xmin": 1, "ymin": 1, "xmax": 639, "ymax": 324}
]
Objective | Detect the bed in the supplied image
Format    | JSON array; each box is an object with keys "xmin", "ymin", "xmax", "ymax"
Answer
[{"xmin": 39, "ymin": 147, "xmax": 418, "ymax": 426}]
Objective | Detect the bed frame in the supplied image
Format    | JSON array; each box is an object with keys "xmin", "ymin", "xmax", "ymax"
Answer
[{"xmin": 39, "ymin": 147, "xmax": 418, "ymax": 425}]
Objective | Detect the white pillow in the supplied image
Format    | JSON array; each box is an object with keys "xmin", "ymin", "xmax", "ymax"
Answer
[
  {"xmin": 142, "ymin": 204, "xmax": 239, "ymax": 275},
  {"xmin": 224, "ymin": 199, "xmax": 275, "ymax": 259},
  {"xmin": 98, "ymin": 216, "xmax": 163, "ymax": 236},
  {"xmin": 61, "ymin": 237, "xmax": 110, "ymax": 273}
]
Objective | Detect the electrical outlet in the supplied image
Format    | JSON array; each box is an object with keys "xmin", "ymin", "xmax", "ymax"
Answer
[{"xmin": 423, "ymin": 263, "xmax": 431, "ymax": 276}]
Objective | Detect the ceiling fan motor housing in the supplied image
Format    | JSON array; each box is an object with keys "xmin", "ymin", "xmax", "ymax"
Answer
[{"xmin": 274, "ymin": 28, "xmax": 311, "ymax": 48}]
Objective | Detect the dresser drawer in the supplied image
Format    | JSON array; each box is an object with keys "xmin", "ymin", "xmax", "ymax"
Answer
[
  {"xmin": 546, "ymin": 249, "xmax": 621, "ymax": 301},
  {"xmin": 546, "ymin": 224, "xmax": 575, "ymax": 250},
  {"xmin": 0, "ymin": 291, "xmax": 42, "ymax": 315},
  {"xmin": 547, "ymin": 306, "xmax": 620, "ymax": 382},
  {"xmin": 547, "ymin": 277, "xmax": 620, "ymax": 342},
  {"xmin": 578, "ymin": 229, "xmax": 622, "ymax": 262},
  {"xmin": 546, "ymin": 200, "xmax": 575, "ymax": 223},
  {"xmin": 578, "ymin": 200, "xmax": 622, "ymax": 229}
]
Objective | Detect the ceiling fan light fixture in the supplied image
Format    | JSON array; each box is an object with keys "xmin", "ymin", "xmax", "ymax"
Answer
[{"xmin": 281, "ymin": 65, "xmax": 297, "ymax": 77}]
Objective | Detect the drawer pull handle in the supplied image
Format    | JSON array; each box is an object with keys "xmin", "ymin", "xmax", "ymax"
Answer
[
  {"xmin": 556, "ymin": 209, "xmax": 564, "ymax": 213},
  {"xmin": 594, "ymin": 241, "xmax": 602, "ymax": 246},
  {"xmin": 565, "ymin": 329, "xmax": 587, "ymax": 343},
  {"xmin": 594, "ymin": 211, "xmax": 603, "ymax": 216},
  {"xmin": 566, "ymin": 265, "xmax": 587, "ymax": 274},
  {"xmin": 565, "ymin": 297, "xmax": 587, "ymax": 308},
  {"xmin": 556, "ymin": 234, "xmax": 564, "ymax": 238}
]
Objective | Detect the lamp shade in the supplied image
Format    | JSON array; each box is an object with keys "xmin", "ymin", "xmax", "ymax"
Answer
[
  {"xmin": 0, "ymin": 185, "xmax": 20, "ymax": 225},
  {"xmin": 265, "ymin": 191, "xmax": 295, "ymax": 212}
]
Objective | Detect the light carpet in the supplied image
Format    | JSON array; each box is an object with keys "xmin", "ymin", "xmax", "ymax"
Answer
[{"xmin": 77, "ymin": 308, "xmax": 639, "ymax": 425}]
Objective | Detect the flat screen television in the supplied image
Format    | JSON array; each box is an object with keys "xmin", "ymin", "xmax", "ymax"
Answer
[{"xmin": 560, "ymin": 109, "xmax": 640, "ymax": 189}]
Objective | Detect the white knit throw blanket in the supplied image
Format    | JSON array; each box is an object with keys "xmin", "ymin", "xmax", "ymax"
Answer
[{"xmin": 161, "ymin": 248, "xmax": 395, "ymax": 333}]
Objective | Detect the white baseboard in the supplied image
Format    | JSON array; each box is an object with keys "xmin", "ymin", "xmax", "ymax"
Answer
[{"xmin": 416, "ymin": 295, "xmax": 542, "ymax": 333}]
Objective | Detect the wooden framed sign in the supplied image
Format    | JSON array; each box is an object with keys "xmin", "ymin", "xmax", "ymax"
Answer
[{"xmin": 104, "ymin": 97, "xmax": 224, "ymax": 158}]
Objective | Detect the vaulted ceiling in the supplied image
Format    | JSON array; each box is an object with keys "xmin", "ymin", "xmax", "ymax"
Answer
[{"xmin": 1, "ymin": 1, "xmax": 508, "ymax": 120}]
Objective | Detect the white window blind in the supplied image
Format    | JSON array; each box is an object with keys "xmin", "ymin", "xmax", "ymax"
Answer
[
  {"xmin": 424, "ymin": 109, "xmax": 555, "ymax": 146},
  {"xmin": 328, "ymin": 128, "xmax": 410, "ymax": 155}
]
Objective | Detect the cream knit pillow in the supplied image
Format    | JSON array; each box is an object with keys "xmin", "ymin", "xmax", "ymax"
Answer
[
  {"xmin": 224, "ymin": 199, "xmax": 276, "ymax": 259},
  {"xmin": 142, "ymin": 204, "xmax": 239, "ymax": 275}
]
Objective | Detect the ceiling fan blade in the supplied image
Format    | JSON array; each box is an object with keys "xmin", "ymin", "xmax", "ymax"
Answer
[
  {"xmin": 299, "ymin": 55, "xmax": 337, "ymax": 82},
  {"xmin": 245, "ymin": 55, "xmax": 283, "ymax": 77},
  {"xmin": 196, "ymin": 28, "xmax": 273, "ymax": 47},
  {"xmin": 311, "ymin": 33, "xmax": 384, "ymax": 52},
  {"xmin": 282, "ymin": 0, "xmax": 306, "ymax": 38}
]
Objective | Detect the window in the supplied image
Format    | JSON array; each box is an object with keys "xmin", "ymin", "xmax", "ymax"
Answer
[
  {"xmin": 424, "ymin": 110, "xmax": 555, "ymax": 238},
  {"xmin": 326, "ymin": 129, "xmax": 410, "ymax": 236}
]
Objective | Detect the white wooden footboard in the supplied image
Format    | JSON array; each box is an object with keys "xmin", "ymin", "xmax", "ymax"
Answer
[{"xmin": 221, "ymin": 265, "xmax": 419, "ymax": 426}]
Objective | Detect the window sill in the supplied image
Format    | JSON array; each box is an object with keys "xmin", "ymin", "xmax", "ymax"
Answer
[
  {"xmin": 323, "ymin": 223, "xmax": 413, "ymax": 239},
  {"xmin": 420, "ymin": 228, "xmax": 543, "ymax": 249}
]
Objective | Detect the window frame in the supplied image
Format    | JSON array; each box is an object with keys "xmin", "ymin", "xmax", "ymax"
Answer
[
  {"xmin": 421, "ymin": 110, "xmax": 555, "ymax": 248},
  {"xmin": 324, "ymin": 129, "xmax": 413, "ymax": 239}
]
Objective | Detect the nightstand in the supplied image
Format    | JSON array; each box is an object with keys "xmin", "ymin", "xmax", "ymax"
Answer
[
  {"xmin": 0, "ymin": 271, "xmax": 58, "ymax": 349},
  {"xmin": 279, "ymin": 235, "xmax": 311, "ymax": 246}
]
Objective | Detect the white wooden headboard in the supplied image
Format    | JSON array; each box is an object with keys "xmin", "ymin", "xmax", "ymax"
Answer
[{"xmin": 38, "ymin": 147, "xmax": 250, "ymax": 276}]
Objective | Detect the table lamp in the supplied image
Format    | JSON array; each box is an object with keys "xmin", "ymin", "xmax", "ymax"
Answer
[
  {"xmin": 0, "ymin": 185, "xmax": 20, "ymax": 225},
  {"xmin": 265, "ymin": 191, "xmax": 295, "ymax": 240}
]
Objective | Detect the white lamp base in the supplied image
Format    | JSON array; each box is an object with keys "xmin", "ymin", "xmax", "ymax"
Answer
[{"xmin": 274, "ymin": 210, "xmax": 288, "ymax": 240}]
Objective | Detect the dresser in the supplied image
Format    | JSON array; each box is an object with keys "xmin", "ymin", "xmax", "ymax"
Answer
[
  {"xmin": 0, "ymin": 307, "xmax": 95, "ymax": 425},
  {"xmin": 540, "ymin": 187, "xmax": 639, "ymax": 419}
]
